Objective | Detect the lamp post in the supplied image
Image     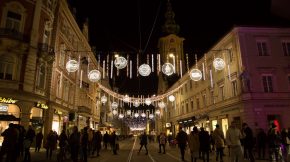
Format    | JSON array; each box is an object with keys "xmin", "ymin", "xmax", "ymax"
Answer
[{"xmin": 169, "ymin": 53, "xmax": 175, "ymax": 73}]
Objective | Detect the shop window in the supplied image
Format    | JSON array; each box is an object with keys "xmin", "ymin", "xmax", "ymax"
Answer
[
  {"xmin": 0, "ymin": 55, "xmax": 14, "ymax": 80},
  {"xmin": 282, "ymin": 42, "xmax": 290, "ymax": 56},
  {"xmin": 257, "ymin": 41, "xmax": 269, "ymax": 56},
  {"xmin": 262, "ymin": 75, "xmax": 273, "ymax": 93}
]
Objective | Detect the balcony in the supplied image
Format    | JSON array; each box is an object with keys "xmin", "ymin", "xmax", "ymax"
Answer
[{"xmin": 0, "ymin": 28, "xmax": 29, "ymax": 42}]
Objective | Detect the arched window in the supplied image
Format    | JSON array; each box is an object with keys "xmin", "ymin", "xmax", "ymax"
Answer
[
  {"xmin": 0, "ymin": 55, "xmax": 14, "ymax": 80},
  {"xmin": 1, "ymin": 2, "xmax": 26, "ymax": 32}
]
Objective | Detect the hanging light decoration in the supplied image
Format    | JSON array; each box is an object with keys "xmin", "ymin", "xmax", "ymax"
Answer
[
  {"xmin": 66, "ymin": 59, "xmax": 79, "ymax": 72},
  {"xmin": 158, "ymin": 101, "xmax": 166, "ymax": 109},
  {"xmin": 149, "ymin": 114, "xmax": 154, "ymax": 119},
  {"xmin": 126, "ymin": 110, "xmax": 131, "ymax": 115},
  {"xmin": 88, "ymin": 70, "xmax": 102, "ymax": 82},
  {"xmin": 138, "ymin": 64, "xmax": 151, "ymax": 76},
  {"xmin": 213, "ymin": 58, "xmax": 225, "ymax": 70},
  {"xmin": 162, "ymin": 63, "xmax": 174, "ymax": 76},
  {"xmin": 141, "ymin": 112, "xmax": 146, "ymax": 118},
  {"xmin": 101, "ymin": 95, "xmax": 107, "ymax": 104},
  {"xmin": 111, "ymin": 102, "xmax": 118, "ymax": 109},
  {"xmin": 118, "ymin": 113, "xmax": 124, "ymax": 119},
  {"xmin": 114, "ymin": 56, "xmax": 127, "ymax": 69},
  {"xmin": 123, "ymin": 95, "xmax": 130, "ymax": 103},
  {"xmin": 168, "ymin": 95, "xmax": 175, "ymax": 102},
  {"xmin": 190, "ymin": 69, "xmax": 202, "ymax": 81},
  {"xmin": 145, "ymin": 98, "xmax": 152, "ymax": 106},
  {"xmin": 155, "ymin": 110, "xmax": 161, "ymax": 115},
  {"xmin": 112, "ymin": 109, "xmax": 118, "ymax": 115},
  {"xmin": 134, "ymin": 113, "xmax": 139, "ymax": 118},
  {"xmin": 133, "ymin": 100, "xmax": 140, "ymax": 107}
]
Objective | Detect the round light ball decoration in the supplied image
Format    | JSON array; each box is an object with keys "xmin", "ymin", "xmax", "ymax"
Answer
[
  {"xmin": 155, "ymin": 110, "xmax": 161, "ymax": 115},
  {"xmin": 138, "ymin": 64, "xmax": 151, "ymax": 76},
  {"xmin": 158, "ymin": 101, "xmax": 166, "ymax": 109},
  {"xmin": 123, "ymin": 95, "xmax": 130, "ymax": 103},
  {"xmin": 126, "ymin": 110, "xmax": 131, "ymax": 115},
  {"xmin": 118, "ymin": 113, "xmax": 124, "ymax": 119},
  {"xmin": 133, "ymin": 100, "xmax": 140, "ymax": 107},
  {"xmin": 141, "ymin": 112, "xmax": 146, "ymax": 118},
  {"xmin": 88, "ymin": 70, "xmax": 101, "ymax": 82},
  {"xmin": 145, "ymin": 98, "xmax": 152, "ymax": 106},
  {"xmin": 134, "ymin": 113, "xmax": 139, "ymax": 118},
  {"xmin": 162, "ymin": 63, "xmax": 174, "ymax": 76},
  {"xmin": 189, "ymin": 69, "xmax": 203, "ymax": 81},
  {"xmin": 114, "ymin": 56, "xmax": 127, "ymax": 69},
  {"xmin": 111, "ymin": 102, "xmax": 118, "ymax": 109},
  {"xmin": 101, "ymin": 95, "xmax": 107, "ymax": 104},
  {"xmin": 112, "ymin": 109, "xmax": 118, "ymax": 115},
  {"xmin": 66, "ymin": 59, "xmax": 79, "ymax": 72},
  {"xmin": 213, "ymin": 58, "xmax": 225, "ymax": 70},
  {"xmin": 149, "ymin": 114, "xmax": 154, "ymax": 119},
  {"xmin": 168, "ymin": 95, "xmax": 175, "ymax": 102}
]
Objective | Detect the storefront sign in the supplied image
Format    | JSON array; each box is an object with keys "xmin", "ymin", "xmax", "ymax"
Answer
[
  {"xmin": 36, "ymin": 102, "xmax": 48, "ymax": 109},
  {"xmin": 166, "ymin": 123, "xmax": 171, "ymax": 128},
  {"xmin": 0, "ymin": 97, "xmax": 17, "ymax": 104},
  {"xmin": 0, "ymin": 104, "xmax": 8, "ymax": 112}
]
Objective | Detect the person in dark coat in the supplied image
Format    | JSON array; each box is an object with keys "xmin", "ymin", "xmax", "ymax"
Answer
[
  {"xmin": 199, "ymin": 127, "xmax": 211, "ymax": 162},
  {"xmin": 138, "ymin": 132, "xmax": 148, "ymax": 155},
  {"xmin": 103, "ymin": 131, "xmax": 109, "ymax": 149},
  {"xmin": 69, "ymin": 126, "xmax": 80, "ymax": 162},
  {"xmin": 35, "ymin": 131, "xmax": 43, "ymax": 152},
  {"xmin": 81, "ymin": 127, "xmax": 89, "ymax": 162},
  {"xmin": 110, "ymin": 131, "xmax": 118, "ymax": 155},
  {"xmin": 257, "ymin": 128, "xmax": 267, "ymax": 159},
  {"xmin": 58, "ymin": 130, "xmax": 68, "ymax": 161},
  {"xmin": 176, "ymin": 127, "xmax": 188, "ymax": 162},
  {"xmin": 23, "ymin": 125, "xmax": 35, "ymax": 162},
  {"xmin": 0, "ymin": 123, "xmax": 18, "ymax": 162},
  {"xmin": 93, "ymin": 130, "xmax": 102, "ymax": 156},
  {"xmin": 242, "ymin": 123, "xmax": 255, "ymax": 162}
]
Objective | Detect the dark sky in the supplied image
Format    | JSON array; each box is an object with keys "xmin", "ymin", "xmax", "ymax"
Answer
[{"xmin": 68, "ymin": 0, "xmax": 289, "ymax": 95}]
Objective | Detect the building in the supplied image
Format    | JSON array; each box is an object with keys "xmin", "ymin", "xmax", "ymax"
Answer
[
  {"xmin": 0, "ymin": 0, "xmax": 107, "ymax": 143},
  {"xmin": 162, "ymin": 27, "xmax": 290, "ymax": 137}
]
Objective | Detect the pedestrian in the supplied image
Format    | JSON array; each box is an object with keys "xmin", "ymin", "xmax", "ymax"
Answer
[
  {"xmin": 88, "ymin": 128, "xmax": 94, "ymax": 155},
  {"xmin": 92, "ymin": 130, "xmax": 102, "ymax": 156},
  {"xmin": 176, "ymin": 126, "xmax": 188, "ymax": 162},
  {"xmin": 267, "ymin": 123, "xmax": 281, "ymax": 161},
  {"xmin": 23, "ymin": 125, "xmax": 35, "ymax": 162},
  {"xmin": 242, "ymin": 123, "xmax": 255, "ymax": 162},
  {"xmin": 158, "ymin": 132, "xmax": 167, "ymax": 154},
  {"xmin": 209, "ymin": 131, "xmax": 215, "ymax": 152},
  {"xmin": 69, "ymin": 126, "xmax": 80, "ymax": 162},
  {"xmin": 226, "ymin": 121, "xmax": 244, "ymax": 162},
  {"xmin": 58, "ymin": 130, "xmax": 68, "ymax": 161},
  {"xmin": 188, "ymin": 126, "xmax": 200, "ymax": 162},
  {"xmin": 0, "ymin": 123, "xmax": 18, "ymax": 162},
  {"xmin": 256, "ymin": 128, "xmax": 267, "ymax": 159},
  {"xmin": 81, "ymin": 127, "xmax": 89, "ymax": 162},
  {"xmin": 35, "ymin": 131, "xmax": 43, "ymax": 152},
  {"xmin": 110, "ymin": 131, "xmax": 118, "ymax": 155},
  {"xmin": 212, "ymin": 124, "xmax": 225, "ymax": 162},
  {"xmin": 103, "ymin": 131, "xmax": 109, "ymax": 149},
  {"xmin": 138, "ymin": 132, "xmax": 148, "ymax": 155},
  {"xmin": 199, "ymin": 127, "xmax": 210, "ymax": 162}
]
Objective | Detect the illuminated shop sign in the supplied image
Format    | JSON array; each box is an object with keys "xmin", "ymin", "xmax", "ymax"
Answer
[
  {"xmin": 0, "ymin": 104, "xmax": 8, "ymax": 112},
  {"xmin": 0, "ymin": 97, "xmax": 17, "ymax": 104},
  {"xmin": 36, "ymin": 102, "xmax": 48, "ymax": 109}
]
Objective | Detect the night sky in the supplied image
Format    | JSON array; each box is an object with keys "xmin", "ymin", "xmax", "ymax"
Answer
[{"xmin": 68, "ymin": 0, "xmax": 289, "ymax": 96}]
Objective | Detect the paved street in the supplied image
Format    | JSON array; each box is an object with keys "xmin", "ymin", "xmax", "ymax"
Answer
[{"xmin": 28, "ymin": 137, "xmax": 270, "ymax": 162}]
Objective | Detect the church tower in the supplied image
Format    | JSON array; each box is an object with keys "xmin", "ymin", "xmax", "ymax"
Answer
[{"xmin": 157, "ymin": 0, "xmax": 185, "ymax": 94}]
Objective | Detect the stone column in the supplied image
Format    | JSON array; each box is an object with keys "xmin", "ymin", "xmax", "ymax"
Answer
[{"xmin": 17, "ymin": 101, "xmax": 34, "ymax": 129}]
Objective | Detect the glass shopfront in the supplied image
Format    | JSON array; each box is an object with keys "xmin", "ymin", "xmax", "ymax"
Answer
[{"xmin": 30, "ymin": 107, "xmax": 43, "ymax": 133}]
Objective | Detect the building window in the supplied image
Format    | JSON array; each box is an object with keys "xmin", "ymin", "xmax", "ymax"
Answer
[
  {"xmin": 202, "ymin": 94, "xmax": 206, "ymax": 107},
  {"xmin": 257, "ymin": 41, "xmax": 269, "ymax": 56},
  {"xmin": 191, "ymin": 101, "xmax": 194, "ymax": 111},
  {"xmin": 59, "ymin": 44, "xmax": 66, "ymax": 67},
  {"xmin": 228, "ymin": 49, "xmax": 233, "ymax": 62},
  {"xmin": 282, "ymin": 42, "xmax": 290, "ymax": 56},
  {"xmin": 56, "ymin": 75, "xmax": 62, "ymax": 98},
  {"xmin": 196, "ymin": 98, "xmax": 200, "ymax": 109},
  {"xmin": 219, "ymin": 86, "xmax": 225, "ymax": 100},
  {"xmin": 63, "ymin": 81, "xmax": 69, "ymax": 101},
  {"xmin": 181, "ymin": 105, "xmax": 184, "ymax": 114},
  {"xmin": 36, "ymin": 64, "xmax": 46, "ymax": 89},
  {"xmin": 0, "ymin": 56, "xmax": 14, "ymax": 80},
  {"xmin": 6, "ymin": 11, "xmax": 21, "ymax": 31},
  {"xmin": 186, "ymin": 103, "xmax": 189, "ymax": 113},
  {"xmin": 210, "ymin": 90, "xmax": 214, "ymax": 104},
  {"xmin": 232, "ymin": 80, "xmax": 238, "ymax": 96},
  {"xmin": 185, "ymin": 83, "xmax": 187, "ymax": 93},
  {"xmin": 262, "ymin": 75, "xmax": 273, "ymax": 93}
]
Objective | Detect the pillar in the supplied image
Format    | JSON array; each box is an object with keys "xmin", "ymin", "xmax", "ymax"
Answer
[{"xmin": 17, "ymin": 101, "xmax": 34, "ymax": 129}]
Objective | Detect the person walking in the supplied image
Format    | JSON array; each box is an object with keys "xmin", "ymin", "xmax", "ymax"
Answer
[
  {"xmin": 69, "ymin": 126, "xmax": 80, "ymax": 162},
  {"xmin": 158, "ymin": 132, "xmax": 167, "ymax": 154},
  {"xmin": 176, "ymin": 126, "xmax": 188, "ymax": 161},
  {"xmin": 138, "ymin": 132, "xmax": 148, "ymax": 155},
  {"xmin": 110, "ymin": 131, "xmax": 118, "ymax": 155},
  {"xmin": 35, "ymin": 131, "xmax": 43, "ymax": 152},
  {"xmin": 81, "ymin": 127, "xmax": 89, "ymax": 162},
  {"xmin": 188, "ymin": 127, "xmax": 200, "ymax": 162},
  {"xmin": 256, "ymin": 128, "xmax": 267, "ymax": 160},
  {"xmin": 212, "ymin": 124, "xmax": 225, "ymax": 162},
  {"xmin": 0, "ymin": 123, "xmax": 18, "ymax": 162},
  {"xmin": 23, "ymin": 125, "xmax": 35, "ymax": 162},
  {"xmin": 58, "ymin": 130, "xmax": 68, "ymax": 161},
  {"xmin": 226, "ymin": 121, "xmax": 244, "ymax": 162},
  {"xmin": 93, "ymin": 130, "xmax": 102, "ymax": 156},
  {"xmin": 103, "ymin": 131, "xmax": 109, "ymax": 149},
  {"xmin": 199, "ymin": 127, "xmax": 210, "ymax": 162},
  {"xmin": 242, "ymin": 123, "xmax": 255, "ymax": 162}
]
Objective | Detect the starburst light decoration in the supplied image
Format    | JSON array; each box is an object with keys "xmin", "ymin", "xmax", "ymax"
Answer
[
  {"xmin": 126, "ymin": 110, "xmax": 131, "ymax": 115},
  {"xmin": 134, "ymin": 113, "xmax": 139, "ymax": 118},
  {"xmin": 141, "ymin": 112, "xmax": 146, "ymax": 118},
  {"xmin": 114, "ymin": 56, "xmax": 127, "ymax": 69},
  {"xmin": 112, "ymin": 109, "xmax": 118, "ymax": 115},
  {"xmin": 66, "ymin": 60, "xmax": 79, "ymax": 72},
  {"xmin": 213, "ymin": 58, "xmax": 225, "ymax": 70},
  {"xmin": 149, "ymin": 114, "xmax": 154, "ymax": 119},
  {"xmin": 158, "ymin": 101, "xmax": 166, "ymax": 109},
  {"xmin": 111, "ymin": 102, "xmax": 118, "ymax": 109},
  {"xmin": 133, "ymin": 100, "xmax": 140, "ymax": 107},
  {"xmin": 145, "ymin": 98, "xmax": 152, "ymax": 106},
  {"xmin": 168, "ymin": 95, "xmax": 175, "ymax": 102},
  {"xmin": 118, "ymin": 113, "xmax": 124, "ymax": 119},
  {"xmin": 123, "ymin": 95, "xmax": 130, "ymax": 103},
  {"xmin": 155, "ymin": 110, "xmax": 161, "ymax": 115},
  {"xmin": 162, "ymin": 63, "xmax": 174, "ymax": 76},
  {"xmin": 88, "ymin": 70, "xmax": 101, "ymax": 82},
  {"xmin": 101, "ymin": 95, "xmax": 107, "ymax": 104},
  {"xmin": 190, "ymin": 69, "xmax": 202, "ymax": 81},
  {"xmin": 138, "ymin": 64, "xmax": 151, "ymax": 76}
]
